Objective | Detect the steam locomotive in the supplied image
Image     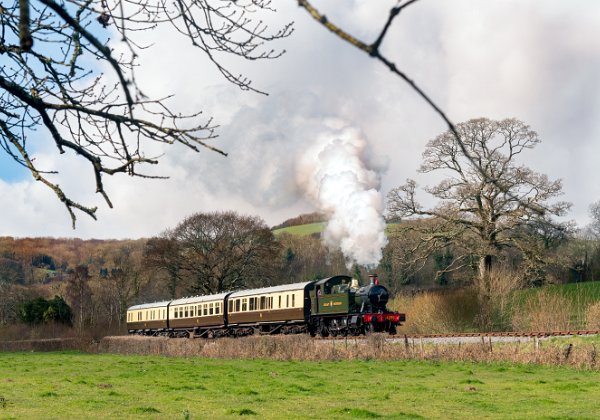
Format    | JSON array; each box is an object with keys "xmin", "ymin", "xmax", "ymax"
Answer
[{"xmin": 126, "ymin": 274, "xmax": 404, "ymax": 338}]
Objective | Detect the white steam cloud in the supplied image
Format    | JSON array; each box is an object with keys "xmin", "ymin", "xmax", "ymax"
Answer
[{"xmin": 297, "ymin": 121, "xmax": 388, "ymax": 269}]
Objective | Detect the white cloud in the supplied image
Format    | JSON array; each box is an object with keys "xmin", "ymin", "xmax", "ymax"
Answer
[{"xmin": 2, "ymin": 0, "xmax": 600, "ymax": 239}]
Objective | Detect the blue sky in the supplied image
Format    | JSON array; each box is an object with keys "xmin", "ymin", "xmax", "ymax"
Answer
[{"xmin": 0, "ymin": 152, "xmax": 27, "ymax": 182}]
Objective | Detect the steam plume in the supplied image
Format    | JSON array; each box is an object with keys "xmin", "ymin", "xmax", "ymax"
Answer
[{"xmin": 297, "ymin": 122, "xmax": 388, "ymax": 269}]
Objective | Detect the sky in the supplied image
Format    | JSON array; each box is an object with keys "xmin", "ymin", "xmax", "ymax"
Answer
[{"xmin": 1, "ymin": 0, "xmax": 600, "ymax": 240}]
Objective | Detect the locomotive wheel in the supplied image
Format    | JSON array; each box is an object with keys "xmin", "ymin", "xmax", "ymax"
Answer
[{"xmin": 319, "ymin": 326, "xmax": 329, "ymax": 338}]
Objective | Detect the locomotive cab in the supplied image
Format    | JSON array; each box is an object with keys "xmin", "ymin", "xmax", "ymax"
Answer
[{"xmin": 311, "ymin": 275, "xmax": 354, "ymax": 315}]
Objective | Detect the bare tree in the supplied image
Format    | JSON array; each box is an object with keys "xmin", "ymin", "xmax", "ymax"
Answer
[
  {"xmin": 387, "ymin": 118, "xmax": 571, "ymax": 287},
  {"xmin": 65, "ymin": 264, "xmax": 92, "ymax": 329},
  {"xmin": 588, "ymin": 201, "xmax": 600, "ymax": 239},
  {"xmin": 103, "ymin": 246, "xmax": 144, "ymax": 326},
  {"xmin": 144, "ymin": 235, "xmax": 181, "ymax": 298},
  {"xmin": 1, "ymin": 0, "xmax": 292, "ymax": 226},
  {"xmin": 146, "ymin": 211, "xmax": 280, "ymax": 295}
]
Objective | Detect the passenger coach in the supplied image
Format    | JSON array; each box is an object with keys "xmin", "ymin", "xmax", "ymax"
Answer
[{"xmin": 126, "ymin": 274, "xmax": 404, "ymax": 337}]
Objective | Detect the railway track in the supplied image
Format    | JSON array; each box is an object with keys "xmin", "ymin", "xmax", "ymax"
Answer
[
  {"xmin": 318, "ymin": 329, "xmax": 600, "ymax": 343},
  {"xmin": 403, "ymin": 329, "xmax": 600, "ymax": 339}
]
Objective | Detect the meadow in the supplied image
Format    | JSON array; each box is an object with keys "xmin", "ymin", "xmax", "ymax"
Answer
[
  {"xmin": 273, "ymin": 222, "xmax": 326, "ymax": 236},
  {"xmin": 1, "ymin": 351, "xmax": 600, "ymax": 419}
]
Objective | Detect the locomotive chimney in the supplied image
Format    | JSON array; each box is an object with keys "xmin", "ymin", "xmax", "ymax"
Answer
[{"xmin": 369, "ymin": 274, "xmax": 379, "ymax": 285}]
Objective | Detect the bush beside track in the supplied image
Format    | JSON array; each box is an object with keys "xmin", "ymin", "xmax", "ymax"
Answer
[{"xmin": 3, "ymin": 334, "xmax": 600, "ymax": 370}]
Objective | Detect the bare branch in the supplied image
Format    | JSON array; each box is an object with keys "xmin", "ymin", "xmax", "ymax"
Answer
[{"xmin": 1, "ymin": 0, "xmax": 291, "ymax": 227}]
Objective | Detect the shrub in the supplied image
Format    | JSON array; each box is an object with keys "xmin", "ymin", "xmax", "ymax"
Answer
[
  {"xmin": 20, "ymin": 296, "xmax": 72, "ymax": 325},
  {"xmin": 391, "ymin": 288, "xmax": 479, "ymax": 334},
  {"xmin": 511, "ymin": 290, "xmax": 573, "ymax": 331},
  {"xmin": 585, "ymin": 301, "xmax": 600, "ymax": 329}
]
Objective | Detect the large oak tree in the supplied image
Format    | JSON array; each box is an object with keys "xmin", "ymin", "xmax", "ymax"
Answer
[
  {"xmin": 145, "ymin": 211, "xmax": 280, "ymax": 295},
  {"xmin": 387, "ymin": 118, "xmax": 571, "ymax": 287}
]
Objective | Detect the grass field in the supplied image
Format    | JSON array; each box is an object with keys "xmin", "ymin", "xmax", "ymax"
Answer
[
  {"xmin": 521, "ymin": 281, "xmax": 600, "ymax": 306},
  {"xmin": 1, "ymin": 352, "xmax": 600, "ymax": 419},
  {"xmin": 272, "ymin": 223, "xmax": 326, "ymax": 236}
]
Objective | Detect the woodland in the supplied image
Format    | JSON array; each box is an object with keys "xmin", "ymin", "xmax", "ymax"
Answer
[{"xmin": 1, "ymin": 201, "xmax": 600, "ymax": 336}]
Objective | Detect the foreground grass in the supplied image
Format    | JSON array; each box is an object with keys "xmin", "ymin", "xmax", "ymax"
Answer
[{"xmin": 1, "ymin": 352, "xmax": 600, "ymax": 419}]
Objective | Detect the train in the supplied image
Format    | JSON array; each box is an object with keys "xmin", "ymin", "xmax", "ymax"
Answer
[{"xmin": 126, "ymin": 274, "xmax": 405, "ymax": 338}]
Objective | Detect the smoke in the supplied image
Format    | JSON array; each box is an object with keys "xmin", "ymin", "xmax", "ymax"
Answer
[{"xmin": 297, "ymin": 120, "xmax": 388, "ymax": 269}]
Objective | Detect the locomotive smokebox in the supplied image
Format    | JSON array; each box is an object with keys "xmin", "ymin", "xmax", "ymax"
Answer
[{"xmin": 357, "ymin": 274, "xmax": 389, "ymax": 310}]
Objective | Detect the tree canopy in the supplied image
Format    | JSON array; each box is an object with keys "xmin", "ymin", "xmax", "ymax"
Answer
[{"xmin": 145, "ymin": 211, "xmax": 280, "ymax": 295}]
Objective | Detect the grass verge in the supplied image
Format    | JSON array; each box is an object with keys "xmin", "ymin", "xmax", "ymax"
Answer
[{"xmin": 1, "ymin": 352, "xmax": 600, "ymax": 419}]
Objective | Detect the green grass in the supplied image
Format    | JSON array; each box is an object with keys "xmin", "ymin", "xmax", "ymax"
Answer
[
  {"xmin": 2, "ymin": 352, "xmax": 600, "ymax": 419},
  {"xmin": 273, "ymin": 222, "xmax": 326, "ymax": 236},
  {"xmin": 513, "ymin": 281, "xmax": 600, "ymax": 328},
  {"xmin": 517, "ymin": 281, "xmax": 600, "ymax": 307},
  {"xmin": 273, "ymin": 222, "xmax": 400, "ymax": 237}
]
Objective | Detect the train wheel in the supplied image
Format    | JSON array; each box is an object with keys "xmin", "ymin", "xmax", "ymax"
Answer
[{"xmin": 319, "ymin": 326, "xmax": 329, "ymax": 338}]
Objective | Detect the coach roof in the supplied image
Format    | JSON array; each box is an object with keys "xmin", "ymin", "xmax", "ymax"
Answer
[
  {"xmin": 171, "ymin": 292, "xmax": 230, "ymax": 306},
  {"xmin": 228, "ymin": 281, "xmax": 314, "ymax": 299},
  {"xmin": 127, "ymin": 300, "xmax": 171, "ymax": 311}
]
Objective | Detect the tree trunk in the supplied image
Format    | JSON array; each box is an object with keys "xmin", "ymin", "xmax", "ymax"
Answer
[{"xmin": 479, "ymin": 255, "xmax": 493, "ymax": 283}]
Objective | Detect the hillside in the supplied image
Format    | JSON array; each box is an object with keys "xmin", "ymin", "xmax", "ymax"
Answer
[
  {"xmin": 0, "ymin": 236, "xmax": 147, "ymax": 285},
  {"xmin": 272, "ymin": 222, "xmax": 325, "ymax": 236}
]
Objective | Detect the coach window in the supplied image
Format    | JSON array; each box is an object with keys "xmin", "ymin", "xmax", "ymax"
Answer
[
  {"xmin": 278, "ymin": 296, "xmax": 282, "ymax": 309},
  {"xmin": 235, "ymin": 299, "xmax": 241, "ymax": 312},
  {"xmin": 209, "ymin": 303, "xmax": 214, "ymax": 315},
  {"xmin": 215, "ymin": 303, "xmax": 220, "ymax": 315},
  {"xmin": 179, "ymin": 307, "xmax": 183, "ymax": 318},
  {"xmin": 228, "ymin": 300, "xmax": 234, "ymax": 313},
  {"xmin": 286, "ymin": 295, "xmax": 289, "ymax": 308},
  {"xmin": 292, "ymin": 294, "xmax": 296, "ymax": 307},
  {"xmin": 249, "ymin": 297, "xmax": 255, "ymax": 311},
  {"xmin": 260, "ymin": 296, "xmax": 266, "ymax": 310},
  {"xmin": 241, "ymin": 299, "xmax": 247, "ymax": 312}
]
